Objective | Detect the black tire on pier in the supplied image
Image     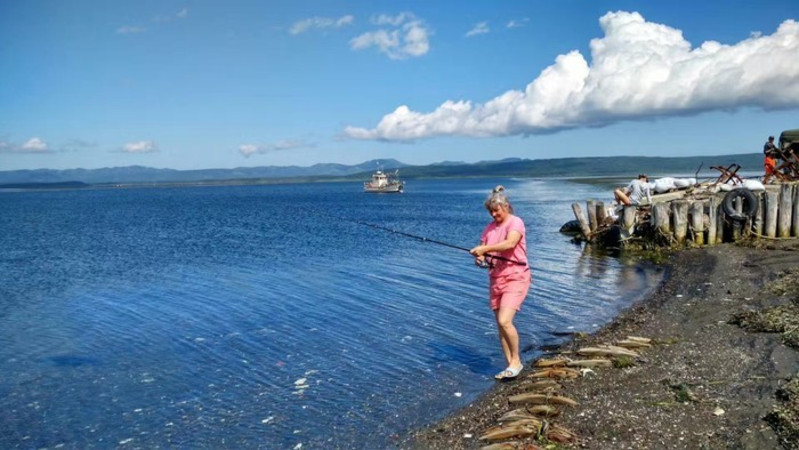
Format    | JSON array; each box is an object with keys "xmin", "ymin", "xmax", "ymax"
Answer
[{"xmin": 722, "ymin": 188, "xmax": 759, "ymax": 222}]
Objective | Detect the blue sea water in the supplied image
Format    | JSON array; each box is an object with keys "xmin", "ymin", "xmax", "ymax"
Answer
[{"xmin": 0, "ymin": 178, "xmax": 662, "ymax": 449}]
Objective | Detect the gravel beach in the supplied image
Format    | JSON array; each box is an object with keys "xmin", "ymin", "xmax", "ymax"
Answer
[{"xmin": 407, "ymin": 240, "xmax": 799, "ymax": 449}]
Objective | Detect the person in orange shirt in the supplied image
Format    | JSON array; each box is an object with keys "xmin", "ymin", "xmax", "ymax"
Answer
[{"xmin": 764, "ymin": 136, "xmax": 778, "ymax": 184}]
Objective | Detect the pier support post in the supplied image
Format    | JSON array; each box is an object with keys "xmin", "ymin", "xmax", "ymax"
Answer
[
  {"xmin": 672, "ymin": 201, "xmax": 689, "ymax": 245},
  {"xmin": 571, "ymin": 203, "xmax": 592, "ymax": 241},
  {"xmin": 652, "ymin": 203, "xmax": 671, "ymax": 239},
  {"xmin": 587, "ymin": 200, "xmax": 597, "ymax": 232},
  {"xmin": 596, "ymin": 201, "xmax": 607, "ymax": 228},
  {"xmin": 731, "ymin": 196, "xmax": 744, "ymax": 241},
  {"xmin": 754, "ymin": 192, "xmax": 765, "ymax": 237},
  {"xmin": 716, "ymin": 194, "xmax": 725, "ymax": 244},
  {"xmin": 779, "ymin": 184, "xmax": 793, "ymax": 238},
  {"xmin": 793, "ymin": 184, "xmax": 799, "ymax": 237},
  {"xmin": 690, "ymin": 201, "xmax": 705, "ymax": 245},
  {"xmin": 765, "ymin": 190, "xmax": 779, "ymax": 238},
  {"xmin": 708, "ymin": 196, "xmax": 718, "ymax": 245},
  {"xmin": 622, "ymin": 206, "xmax": 636, "ymax": 232}
]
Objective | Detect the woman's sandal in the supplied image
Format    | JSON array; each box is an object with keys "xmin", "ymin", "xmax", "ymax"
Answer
[{"xmin": 494, "ymin": 365, "xmax": 523, "ymax": 380}]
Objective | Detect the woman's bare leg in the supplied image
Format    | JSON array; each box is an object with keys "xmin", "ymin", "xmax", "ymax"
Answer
[
  {"xmin": 614, "ymin": 189, "xmax": 632, "ymax": 206},
  {"xmin": 494, "ymin": 307, "xmax": 521, "ymax": 369}
]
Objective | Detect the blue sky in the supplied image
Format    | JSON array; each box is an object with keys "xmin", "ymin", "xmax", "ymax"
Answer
[{"xmin": 1, "ymin": 1, "xmax": 798, "ymax": 171}]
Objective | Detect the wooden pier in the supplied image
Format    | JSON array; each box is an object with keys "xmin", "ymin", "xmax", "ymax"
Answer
[{"xmin": 569, "ymin": 183, "xmax": 799, "ymax": 249}]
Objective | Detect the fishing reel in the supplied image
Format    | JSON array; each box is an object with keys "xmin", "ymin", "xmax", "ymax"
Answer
[{"xmin": 476, "ymin": 258, "xmax": 495, "ymax": 269}]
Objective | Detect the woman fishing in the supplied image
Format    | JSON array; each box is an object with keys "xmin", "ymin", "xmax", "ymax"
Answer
[{"xmin": 470, "ymin": 186, "xmax": 531, "ymax": 380}]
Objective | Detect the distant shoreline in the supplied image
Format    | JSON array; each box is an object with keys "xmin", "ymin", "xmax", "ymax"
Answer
[{"xmin": 0, "ymin": 153, "xmax": 764, "ymax": 188}]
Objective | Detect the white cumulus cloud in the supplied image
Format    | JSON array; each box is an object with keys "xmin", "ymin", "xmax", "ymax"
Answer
[
  {"xmin": 123, "ymin": 141, "xmax": 158, "ymax": 153},
  {"xmin": 351, "ymin": 12, "xmax": 430, "ymax": 59},
  {"xmin": 21, "ymin": 137, "xmax": 49, "ymax": 152},
  {"xmin": 290, "ymin": 15, "xmax": 354, "ymax": 35},
  {"xmin": 345, "ymin": 11, "xmax": 799, "ymax": 141},
  {"xmin": 466, "ymin": 22, "xmax": 490, "ymax": 37}
]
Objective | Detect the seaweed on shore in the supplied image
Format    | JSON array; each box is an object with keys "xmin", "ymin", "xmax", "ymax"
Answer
[
  {"xmin": 768, "ymin": 268, "xmax": 799, "ymax": 300},
  {"xmin": 765, "ymin": 375, "xmax": 799, "ymax": 449},
  {"xmin": 729, "ymin": 304, "xmax": 799, "ymax": 349}
]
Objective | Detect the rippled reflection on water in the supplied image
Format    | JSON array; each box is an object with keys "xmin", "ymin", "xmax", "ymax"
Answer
[{"xmin": 0, "ymin": 179, "xmax": 662, "ymax": 448}]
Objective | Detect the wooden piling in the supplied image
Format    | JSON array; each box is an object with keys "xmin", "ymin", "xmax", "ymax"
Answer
[
  {"xmin": 793, "ymin": 185, "xmax": 799, "ymax": 237},
  {"xmin": 587, "ymin": 200, "xmax": 597, "ymax": 232},
  {"xmin": 765, "ymin": 190, "xmax": 779, "ymax": 238},
  {"xmin": 754, "ymin": 192, "xmax": 765, "ymax": 237},
  {"xmin": 652, "ymin": 203, "xmax": 670, "ymax": 236},
  {"xmin": 779, "ymin": 184, "xmax": 793, "ymax": 238},
  {"xmin": 708, "ymin": 196, "xmax": 718, "ymax": 245},
  {"xmin": 596, "ymin": 201, "xmax": 607, "ymax": 228},
  {"xmin": 731, "ymin": 196, "xmax": 744, "ymax": 241},
  {"xmin": 622, "ymin": 206, "xmax": 636, "ymax": 232},
  {"xmin": 690, "ymin": 201, "xmax": 704, "ymax": 245},
  {"xmin": 672, "ymin": 201, "xmax": 689, "ymax": 244},
  {"xmin": 571, "ymin": 203, "xmax": 592, "ymax": 241},
  {"xmin": 715, "ymin": 194, "xmax": 725, "ymax": 244}
]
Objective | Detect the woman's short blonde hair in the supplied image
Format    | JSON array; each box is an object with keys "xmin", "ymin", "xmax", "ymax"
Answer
[{"xmin": 484, "ymin": 185, "xmax": 514, "ymax": 213}]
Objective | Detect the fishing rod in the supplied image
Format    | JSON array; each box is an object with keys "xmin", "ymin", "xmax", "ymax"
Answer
[{"xmin": 347, "ymin": 218, "xmax": 527, "ymax": 266}]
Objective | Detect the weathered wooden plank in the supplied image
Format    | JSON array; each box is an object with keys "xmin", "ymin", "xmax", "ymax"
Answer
[
  {"xmin": 622, "ymin": 205, "xmax": 636, "ymax": 232},
  {"xmin": 765, "ymin": 190, "xmax": 779, "ymax": 238},
  {"xmin": 651, "ymin": 202, "xmax": 670, "ymax": 235},
  {"xmin": 793, "ymin": 184, "xmax": 799, "ymax": 237},
  {"xmin": 587, "ymin": 200, "xmax": 597, "ymax": 232},
  {"xmin": 690, "ymin": 201, "xmax": 704, "ymax": 245},
  {"xmin": 708, "ymin": 196, "xmax": 718, "ymax": 245},
  {"xmin": 779, "ymin": 184, "xmax": 793, "ymax": 238},
  {"xmin": 571, "ymin": 203, "xmax": 592, "ymax": 241},
  {"xmin": 596, "ymin": 201, "xmax": 607, "ymax": 228},
  {"xmin": 650, "ymin": 191, "xmax": 687, "ymax": 204},
  {"xmin": 754, "ymin": 191, "xmax": 765, "ymax": 237},
  {"xmin": 672, "ymin": 201, "xmax": 689, "ymax": 244}
]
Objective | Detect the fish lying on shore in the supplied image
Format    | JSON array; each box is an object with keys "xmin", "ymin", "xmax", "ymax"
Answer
[
  {"xmin": 565, "ymin": 359, "xmax": 613, "ymax": 368},
  {"xmin": 498, "ymin": 408, "xmax": 539, "ymax": 422},
  {"xmin": 479, "ymin": 422, "xmax": 539, "ymax": 441},
  {"xmin": 516, "ymin": 379, "xmax": 562, "ymax": 394},
  {"xmin": 521, "ymin": 379, "xmax": 561, "ymax": 389},
  {"xmin": 545, "ymin": 423, "xmax": 579, "ymax": 443},
  {"xmin": 533, "ymin": 357, "xmax": 567, "ymax": 368},
  {"xmin": 480, "ymin": 441, "xmax": 543, "ymax": 450},
  {"xmin": 577, "ymin": 345, "xmax": 640, "ymax": 358},
  {"xmin": 497, "ymin": 405, "xmax": 562, "ymax": 422},
  {"xmin": 528, "ymin": 367, "xmax": 581, "ymax": 379},
  {"xmin": 508, "ymin": 393, "xmax": 579, "ymax": 407},
  {"xmin": 525, "ymin": 404, "xmax": 560, "ymax": 417},
  {"xmin": 614, "ymin": 339, "xmax": 653, "ymax": 349}
]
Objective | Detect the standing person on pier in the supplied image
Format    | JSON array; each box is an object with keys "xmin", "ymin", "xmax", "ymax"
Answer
[
  {"xmin": 470, "ymin": 186, "xmax": 531, "ymax": 380},
  {"xmin": 614, "ymin": 174, "xmax": 652, "ymax": 206},
  {"xmin": 764, "ymin": 135, "xmax": 778, "ymax": 154},
  {"xmin": 763, "ymin": 136, "xmax": 780, "ymax": 184}
]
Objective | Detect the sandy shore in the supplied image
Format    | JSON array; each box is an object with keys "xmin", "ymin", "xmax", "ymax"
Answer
[{"xmin": 407, "ymin": 240, "xmax": 799, "ymax": 449}]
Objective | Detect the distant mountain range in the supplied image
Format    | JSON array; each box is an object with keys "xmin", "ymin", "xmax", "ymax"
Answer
[
  {"xmin": 0, "ymin": 159, "xmax": 407, "ymax": 185},
  {"xmin": 0, "ymin": 154, "xmax": 764, "ymax": 186}
]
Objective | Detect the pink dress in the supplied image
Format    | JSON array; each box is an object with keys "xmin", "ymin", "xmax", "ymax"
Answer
[{"xmin": 480, "ymin": 215, "xmax": 531, "ymax": 310}]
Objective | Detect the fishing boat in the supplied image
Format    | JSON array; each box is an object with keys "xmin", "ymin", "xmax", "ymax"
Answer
[{"xmin": 363, "ymin": 169, "xmax": 404, "ymax": 193}]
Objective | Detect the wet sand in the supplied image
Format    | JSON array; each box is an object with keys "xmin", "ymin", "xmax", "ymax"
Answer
[{"xmin": 407, "ymin": 240, "xmax": 799, "ymax": 449}]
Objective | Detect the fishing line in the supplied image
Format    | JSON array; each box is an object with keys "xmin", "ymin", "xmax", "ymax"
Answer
[{"xmin": 346, "ymin": 218, "xmax": 527, "ymax": 266}]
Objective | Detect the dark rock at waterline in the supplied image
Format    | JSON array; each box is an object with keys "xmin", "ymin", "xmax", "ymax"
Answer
[{"xmin": 559, "ymin": 220, "xmax": 582, "ymax": 234}]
